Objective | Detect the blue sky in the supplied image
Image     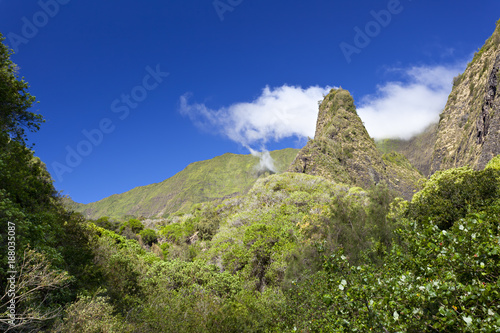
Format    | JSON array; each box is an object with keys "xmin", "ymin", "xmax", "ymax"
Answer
[{"xmin": 1, "ymin": 0, "xmax": 498, "ymax": 204}]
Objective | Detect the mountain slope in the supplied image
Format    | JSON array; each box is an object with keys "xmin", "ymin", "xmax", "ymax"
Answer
[
  {"xmin": 431, "ymin": 20, "xmax": 500, "ymax": 172},
  {"xmin": 288, "ymin": 88, "xmax": 422, "ymax": 199},
  {"xmin": 376, "ymin": 122, "xmax": 438, "ymax": 177},
  {"xmin": 72, "ymin": 148, "xmax": 298, "ymax": 219}
]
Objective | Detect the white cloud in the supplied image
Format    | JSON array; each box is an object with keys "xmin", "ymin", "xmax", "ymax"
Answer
[
  {"xmin": 179, "ymin": 85, "xmax": 333, "ymax": 149},
  {"xmin": 357, "ymin": 63, "xmax": 466, "ymax": 139},
  {"xmin": 181, "ymin": 63, "xmax": 467, "ymax": 149}
]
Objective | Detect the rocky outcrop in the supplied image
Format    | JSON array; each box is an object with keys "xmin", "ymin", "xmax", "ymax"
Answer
[
  {"xmin": 431, "ymin": 20, "xmax": 500, "ymax": 173},
  {"xmin": 288, "ymin": 88, "xmax": 422, "ymax": 199}
]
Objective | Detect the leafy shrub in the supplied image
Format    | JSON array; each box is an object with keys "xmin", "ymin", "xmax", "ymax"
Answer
[
  {"xmin": 139, "ymin": 228, "xmax": 158, "ymax": 246},
  {"xmin": 159, "ymin": 242, "xmax": 170, "ymax": 257},
  {"xmin": 278, "ymin": 199, "xmax": 500, "ymax": 332},
  {"xmin": 407, "ymin": 167, "xmax": 500, "ymax": 229},
  {"xmin": 161, "ymin": 222, "xmax": 190, "ymax": 243},
  {"xmin": 131, "ymin": 259, "xmax": 283, "ymax": 333},
  {"xmin": 91, "ymin": 231, "xmax": 159, "ymax": 311},
  {"xmin": 118, "ymin": 218, "xmax": 145, "ymax": 240},
  {"xmin": 127, "ymin": 218, "xmax": 144, "ymax": 233},
  {"xmin": 95, "ymin": 216, "xmax": 119, "ymax": 232},
  {"xmin": 52, "ymin": 294, "xmax": 129, "ymax": 333},
  {"xmin": 190, "ymin": 206, "xmax": 221, "ymax": 241}
]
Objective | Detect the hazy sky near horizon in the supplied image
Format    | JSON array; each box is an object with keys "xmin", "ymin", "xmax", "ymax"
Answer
[{"xmin": 1, "ymin": 0, "xmax": 499, "ymax": 203}]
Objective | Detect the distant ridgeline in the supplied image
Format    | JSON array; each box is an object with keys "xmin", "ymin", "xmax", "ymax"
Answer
[
  {"xmin": 69, "ymin": 21, "xmax": 500, "ymax": 220},
  {"xmin": 66, "ymin": 148, "xmax": 299, "ymax": 220}
]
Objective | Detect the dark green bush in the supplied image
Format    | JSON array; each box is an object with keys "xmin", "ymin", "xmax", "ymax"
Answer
[
  {"xmin": 407, "ymin": 167, "xmax": 500, "ymax": 229},
  {"xmin": 139, "ymin": 228, "xmax": 158, "ymax": 246},
  {"xmin": 119, "ymin": 218, "xmax": 144, "ymax": 235}
]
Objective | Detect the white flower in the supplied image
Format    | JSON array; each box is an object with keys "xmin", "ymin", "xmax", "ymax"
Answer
[
  {"xmin": 463, "ymin": 316, "xmax": 472, "ymax": 325},
  {"xmin": 393, "ymin": 311, "xmax": 399, "ymax": 321},
  {"xmin": 339, "ymin": 279, "xmax": 347, "ymax": 290}
]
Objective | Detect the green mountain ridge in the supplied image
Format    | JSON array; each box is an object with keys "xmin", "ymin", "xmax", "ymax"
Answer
[{"xmin": 70, "ymin": 148, "xmax": 299, "ymax": 220}]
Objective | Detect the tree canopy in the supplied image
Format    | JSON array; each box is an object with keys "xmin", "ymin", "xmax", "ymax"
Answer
[{"xmin": 0, "ymin": 33, "xmax": 41, "ymax": 145}]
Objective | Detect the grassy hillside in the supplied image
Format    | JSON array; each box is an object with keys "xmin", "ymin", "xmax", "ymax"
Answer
[{"xmin": 72, "ymin": 148, "xmax": 299, "ymax": 219}]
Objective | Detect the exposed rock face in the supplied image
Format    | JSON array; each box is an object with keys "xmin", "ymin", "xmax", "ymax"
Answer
[
  {"xmin": 288, "ymin": 88, "xmax": 422, "ymax": 199},
  {"xmin": 431, "ymin": 20, "xmax": 500, "ymax": 173}
]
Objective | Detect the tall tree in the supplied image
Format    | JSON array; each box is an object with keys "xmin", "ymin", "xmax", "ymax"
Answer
[
  {"xmin": 0, "ymin": 33, "xmax": 98, "ymax": 332},
  {"xmin": 0, "ymin": 33, "xmax": 41, "ymax": 145}
]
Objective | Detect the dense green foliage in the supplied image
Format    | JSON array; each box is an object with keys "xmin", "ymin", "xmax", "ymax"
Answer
[
  {"xmin": 486, "ymin": 155, "xmax": 500, "ymax": 170},
  {"xmin": 0, "ymin": 36, "xmax": 98, "ymax": 332},
  {"xmin": 0, "ymin": 34, "xmax": 41, "ymax": 145},
  {"xmin": 273, "ymin": 166, "xmax": 500, "ymax": 332},
  {"xmin": 119, "ymin": 218, "xmax": 144, "ymax": 234},
  {"xmin": 407, "ymin": 167, "xmax": 499, "ymax": 229},
  {"xmin": 139, "ymin": 228, "xmax": 157, "ymax": 246},
  {"xmin": 2, "ymin": 33, "xmax": 500, "ymax": 332},
  {"xmin": 47, "ymin": 163, "xmax": 499, "ymax": 332}
]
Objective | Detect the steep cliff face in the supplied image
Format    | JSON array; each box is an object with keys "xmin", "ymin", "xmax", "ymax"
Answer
[
  {"xmin": 431, "ymin": 20, "xmax": 500, "ymax": 173},
  {"xmin": 288, "ymin": 88, "xmax": 422, "ymax": 199}
]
